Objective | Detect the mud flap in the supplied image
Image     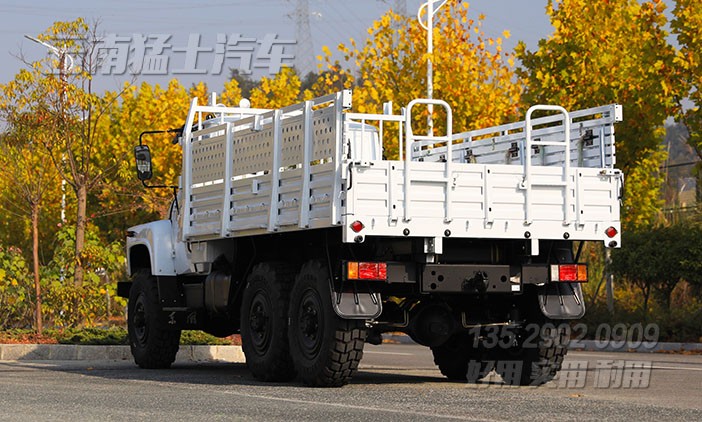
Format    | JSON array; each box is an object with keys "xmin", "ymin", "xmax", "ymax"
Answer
[
  {"xmin": 538, "ymin": 282, "xmax": 586, "ymax": 319},
  {"xmin": 331, "ymin": 291, "xmax": 383, "ymax": 319}
]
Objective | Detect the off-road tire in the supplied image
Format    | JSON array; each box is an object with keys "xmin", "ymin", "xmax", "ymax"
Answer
[
  {"xmin": 432, "ymin": 334, "xmax": 492, "ymax": 382},
  {"xmin": 496, "ymin": 319, "xmax": 568, "ymax": 386},
  {"xmin": 288, "ymin": 260, "xmax": 366, "ymax": 387},
  {"xmin": 240, "ymin": 262, "xmax": 297, "ymax": 382},
  {"xmin": 127, "ymin": 270, "xmax": 181, "ymax": 369}
]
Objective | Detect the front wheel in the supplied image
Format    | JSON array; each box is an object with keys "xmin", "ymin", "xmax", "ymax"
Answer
[
  {"xmin": 288, "ymin": 260, "xmax": 366, "ymax": 387},
  {"xmin": 127, "ymin": 270, "xmax": 181, "ymax": 369}
]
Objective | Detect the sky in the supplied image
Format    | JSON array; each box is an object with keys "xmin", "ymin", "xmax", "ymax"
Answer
[{"xmin": 0, "ymin": 0, "xmax": 553, "ymax": 94}]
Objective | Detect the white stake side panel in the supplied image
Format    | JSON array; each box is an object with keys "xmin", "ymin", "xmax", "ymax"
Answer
[
  {"xmin": 181, "ymin": 91, "xmax": 621, "ymax": 246},
  {"xmin": 343, "ymin": 161, "xmax": 621, "ymax": 245},
  {"xmin": 414, "ymin": 104, "xmax": 622, "ymax": 169},
  {"xmin": 184, "ymin": 99, "xmax": 341, "ymax": 242}
]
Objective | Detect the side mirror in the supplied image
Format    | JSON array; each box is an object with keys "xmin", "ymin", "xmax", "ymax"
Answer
[{"xmin": 134, "ymin": 145, "xmax": 153, "ymax": 181}]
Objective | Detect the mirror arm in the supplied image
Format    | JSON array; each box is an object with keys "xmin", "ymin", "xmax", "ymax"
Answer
[{"xmin": 138, "ymin": 129, "xmax": 182, "ymax": 198}]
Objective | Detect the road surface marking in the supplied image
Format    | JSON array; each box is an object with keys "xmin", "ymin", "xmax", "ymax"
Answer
[{"xmin": 364, "ymin": 351, "xmax": 415, "ymax": 356}]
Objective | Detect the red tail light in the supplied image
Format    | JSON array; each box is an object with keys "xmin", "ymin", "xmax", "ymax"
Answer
[
  {"xmin": 346, "ymin": 261, "xmax": 387, "ymax": 281},
  {"xmin": 350, "ymin": 220, "xmax": 365, "ymax": 233},
  {"xmin": 605, "ymin": 226, "xmax": 618, "ymax": 238},
  {"xmin": 550, "ymin": 264, "xmax": 588, "ymax": 282}
]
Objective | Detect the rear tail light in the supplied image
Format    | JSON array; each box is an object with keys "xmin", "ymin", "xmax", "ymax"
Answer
[
  {"xmin": 550, "ymin": 264, "xmax": 588, "ymax": 282},
  {"xmin": 350, "ymin": 220, "xmax": 365, "ymax": 233},
  {"xmin": 346, "ymin": 261, "xmax": 387, "ymax": 281},
  {"xmin": 605, "ymin": 226, "xmax": 618, "ymax": 238}
]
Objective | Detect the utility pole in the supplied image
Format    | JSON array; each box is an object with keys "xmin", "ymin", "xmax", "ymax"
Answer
[
  {"xmin": 294, "ymin": 0, "xmax": 315, "ymax": 77},
  {"xmin": 394, "ymin": 0, "xmax": 407, "ymax": 16}
]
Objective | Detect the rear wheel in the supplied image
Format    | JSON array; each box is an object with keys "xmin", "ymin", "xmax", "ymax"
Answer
[
  {"xmin": 432, "ymin": 334, "xmax": 492, "ymax": 382},
  {"xmin": 240, "ymin": 262, "xmax": 296, "ymax": 382},
  {"xmin": 496, "ymin": 318, "xmax": 568, "ymax": 386},
  {"xmin": 127, "ymin": 270, "xmax": 181, "ymax": 369},
  {"xmin": 288, "ymin": 260, "xmax": 366, "ymax": 387}
]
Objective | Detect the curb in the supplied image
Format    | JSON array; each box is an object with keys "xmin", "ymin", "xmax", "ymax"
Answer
[
  {"xmin": 382, "ymin": 334, "xmax": 702, "ymax": 353},
  {"xmin": 0, "ymin": 344, "xmax": 245, "ymax": 363},
  {"xmin": 569, "ymin": 340, "xmax": 702, "ymax": 353},
  {"xmin": 2, "ymin": 339, "xmax": 701, "ymax": 361}
]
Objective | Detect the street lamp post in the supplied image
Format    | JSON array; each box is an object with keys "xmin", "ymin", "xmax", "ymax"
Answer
[
  {"xmin": 417, "ymin": 0, "xmax": 448, "ymax": 136},
  {"xmin": 24, "ymin": 35, "xmax": 74, "ymax": 224}
]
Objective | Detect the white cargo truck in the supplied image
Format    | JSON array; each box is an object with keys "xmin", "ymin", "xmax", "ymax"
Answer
[{"xmin": 119, "ymin": 90, "xmax": 623, "ymax": 386}]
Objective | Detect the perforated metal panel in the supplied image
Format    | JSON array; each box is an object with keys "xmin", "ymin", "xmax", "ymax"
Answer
[
  {"xmin": 182, "ymin": 95, "xmax": 344, "ymax": 241},
  {"xmin": 310, "ymin": 106, "xmax": 337, "ymax": 162},
  {"xmin": 191, "ymin": 130, "xmax": 226, "ymax": 186},
  {"xmin": 231, "ymin": 127, "xmax": 274, "ymax": 175}
]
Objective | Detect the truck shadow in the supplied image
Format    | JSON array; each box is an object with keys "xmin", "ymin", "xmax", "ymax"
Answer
[{"xmin": 21, "ymin": 360, "xmax": 495, "ymax": 387}]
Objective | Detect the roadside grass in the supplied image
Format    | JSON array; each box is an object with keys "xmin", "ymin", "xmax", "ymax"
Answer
[{"xmin": 0, "ymin": 328, "xmax": 241, "ymax": 346}]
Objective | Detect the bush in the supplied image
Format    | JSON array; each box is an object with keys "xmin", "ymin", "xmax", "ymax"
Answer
[
  {"xmin": 0, "ymin": 327, "xmax": 239, "ymax": 345},
  {"xmin": 55, "ymin": 327, "xmax": 128, "ymax": 345},
  {"xmin": 0, "ymin": 246, "xmax": 34, "ymax": 328}
]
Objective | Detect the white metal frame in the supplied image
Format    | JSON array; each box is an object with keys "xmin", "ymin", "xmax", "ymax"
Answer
[{"xmin": 172, "ymin": 90, "xmax": 621, "ymax": 254}]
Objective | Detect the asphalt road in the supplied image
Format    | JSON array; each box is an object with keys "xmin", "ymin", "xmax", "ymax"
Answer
[{"xmin": 0, "ymin": 344, "xmax": 700, "ymax": 421}]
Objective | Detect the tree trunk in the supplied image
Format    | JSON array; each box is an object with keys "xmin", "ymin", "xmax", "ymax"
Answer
[
  {"xmin": 32, "ymin": 205, "xmax": 42, "ymax": 334},
  {"xmin": 641, "ymin": 285, "xmax": 651, "ymax": 323},
  {"xmin": 74, "ymin": 183, "xmax": 88, "ymax": 288}
]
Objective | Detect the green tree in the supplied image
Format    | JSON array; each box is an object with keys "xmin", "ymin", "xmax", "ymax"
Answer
[
  {"xmin": 0, "ymin": 246, "xmax": 34, "ymax": 328},
  {"xmin": 0, "ymin": 121, "xmax": 58, "ymax": 333},
  {"xmin": 43, "ymin": 224, "xmax": 124, "ymax": 327},
  {"xmin": 672, "ymin": 0, "xmax": 702, "ymax": 195},
  {"xmin": 611, "ymin": 223, "xmax": 702, "ymax": 317},
  {"xmin": 516, "ymin": 0, "xmax": 682, "ymax": 230}
]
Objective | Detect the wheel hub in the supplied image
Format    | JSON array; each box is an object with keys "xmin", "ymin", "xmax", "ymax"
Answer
[
  {"xmin": 133, "ymin": 294, "xmax": 148, "ymax": 345},
  {"xmin": 249, "ymin": 292, "xmax": 272, "ymax": 355},
  {"xmin": 296, "ymin": 289, "xmax": 323, "ymax": 359}
]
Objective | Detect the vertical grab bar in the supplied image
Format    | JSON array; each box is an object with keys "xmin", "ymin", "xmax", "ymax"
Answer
[
  {"xmin": 404, "ymin": 99, "xmax": 453, "ymax": 223},
  {"xmin": 523, "ymin": 105, "xmax": 571, "ymax": 225}
]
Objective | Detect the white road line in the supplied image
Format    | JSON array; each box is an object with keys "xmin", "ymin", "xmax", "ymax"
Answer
[
  {"xmin": 652, "ymin": 365, "xmax": 702, "ymax": 372},
  {"xmin": 363, "ymin": 351, "xmax": 415, "ymax": 356},
  {"xmin": 220, "ymin": 389, "xmax": 502, "ymax": 421}
]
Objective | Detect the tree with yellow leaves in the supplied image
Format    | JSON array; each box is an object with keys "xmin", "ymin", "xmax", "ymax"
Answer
[
  {"xmin": 672, "ymin": 0, "xmax": 702, "ymax": 167},
  {"xmin": 516, "ymin": 0, "xmax": 682, "ymax": 231},
  {"xmin": 0, "ymin": 19, "xmax": 134, "ymax": 290},
  {"xmin": 250, "ymin": 67, "xmax": 303, "ymax": 109},
  {"xmin": 317, "ymin": 3, "xmax": 521, "ymax": 159}
]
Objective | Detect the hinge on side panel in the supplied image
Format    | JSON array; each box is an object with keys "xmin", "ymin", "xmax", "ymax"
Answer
[
  {"xmin": 341, "ymin": 89, "xmax": 353, "ymax": 109},
  {"xmin": 599, "ymin": 169, "xmax": 622, "ymax": 177},
  {"xmin": 464, "ymin": 148, "xmax": 475, "ymax": 163},
  {"xmin": 509, "ymin": 142, "xmax": 519, "ymax": 158}
]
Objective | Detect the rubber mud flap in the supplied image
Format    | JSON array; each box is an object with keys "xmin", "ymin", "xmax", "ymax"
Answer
[
  {"xmin": 538, "ymin": 282, "xmax": 585, "ymax": 319},
  {"xmin": 332, "ymin": 291, "xmax": 382, "ymax": 319}
]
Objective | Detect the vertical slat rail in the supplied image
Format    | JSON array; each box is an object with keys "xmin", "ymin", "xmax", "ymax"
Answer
[
  {"xmin": 268, "ymin": 110, "xmax": 283, "ymax": 231},
  {"xmin": 299, "ymin": 100, "xmax": 314, "ymax": 229}
]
